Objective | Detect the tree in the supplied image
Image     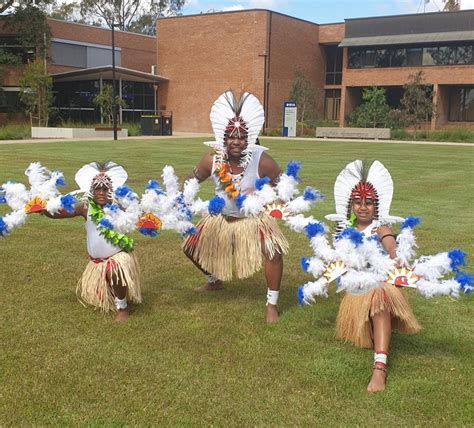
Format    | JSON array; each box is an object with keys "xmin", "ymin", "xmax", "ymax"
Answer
[
  {"xmin": 77, "ymin": 0, "xmax": 186, "ymax": 34},
  {"xmin": 93, "ymin": 84, "xmax": 127, "ymax": 126},
  {"xmin": 288, "ymin": 71, "xmax": 317, "ymax": 135},
  {"xmin": 350, "ymin": 86, "xmax": 391, "ymax": 128},
  {"xmin": 0, "ymin": 0, "xmax": 53, "ymax": 14},
  {"xmin": 400, "ymin": 71, "xmax": 434, "ymax": 138},
  {"xmin": 443, "ymin": 0, "xmax": 460, "ymax": 11},
  {"xmin": 19, "ymin": 59, "xmax": 53, "ymax": 127}
]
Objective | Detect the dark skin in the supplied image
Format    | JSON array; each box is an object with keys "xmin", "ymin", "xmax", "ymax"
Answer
[
  {"xmin": 352, "ymin": 197, "xmax": 397, "ymax": 393},
  {"xmin": 42, "ymin": 185, "xmax": 129, "ymax": 322},
  {"xmin": 185, "ymin": 137, "xmax": 283, "ymax": 323}
]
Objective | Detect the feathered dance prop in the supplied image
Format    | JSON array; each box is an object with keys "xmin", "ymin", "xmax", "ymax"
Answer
[
  {"xmin": 1, "ymin": 163, "xmax": 77, "ymax": 236},
  {"xmin": 297, "ymin": 217, "xmax": 472, "ymax": 306},
  {"xmin": 227, "ymin": 161, "xmax": 323, "ymax": 225}
]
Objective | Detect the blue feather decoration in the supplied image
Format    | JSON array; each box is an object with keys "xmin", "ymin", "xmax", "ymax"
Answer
[
  {"xmin": 55, "ymin": 176, "xmax": 66, "ymax": 186},
  {"xmin": 115, "ymin": 185, "xmax": 131, "ymax": 198},
  {"xmin": 139, "ymin": 227, "xmax": 158, "ymax": 237},
  {"xmin": 338, "ymin": 228, "xmax": 364, "ymax": 246},
  {"xmin": 300, "ymin": 257, "xmax": 311, "ymax": 272},
  {"xmin": 236, "ymin": 194, "xmax": 246, "ymax": 209},
  {"xmin": 448, "ymin": 249, "xmax": 466, "ymax": 270},
  {"xmin": 0, "ymin": 195, "xmax": 6, "ymax": 204},
  {"xmin": 303, "ymin": 187, "xmax": 323, "ymax": 201},
  {"xmin": 208, "ymin": 196, "xmax": 226, "ymax": 216},
  {"xmin": 104, "ymin": 203, "xmax": 119, "ymax": 213},
  {"xmin": 0, "ymin": 217, "xmax": 8, "ymax": 236},
  {"xmin": 146, "ymin": 180, "xmax": 164, "ymax": 195},
  {"xmin": 455, "ymin": 272, "xmax": 473, "ymax": 294},
  {"xmin": 304, "ymin": 222, "xmax": 325, "ymax": 239},
  {"xmin": 286, "ymin": 161, "xmax": 301, "ymax": 180},
  {"xmin": 60, "ymin": 194, "xmax": 77, "ymax": 213},
  {"xmin": 297, "ymin": 287, "xmax": 307, "ymax": 306},
  {"xmin": 401, "ymin": 216, "xmax": 421, "ymax": 230},
  {"xmin": 99, "ymin": 218, "xmax": 114, "ymax": 230},
  {"xmin": 185, "ymin": 226, "xmax": 197, "ymax": 236},
  {"xmin": 255, "ymin": 177, "xmax": 270, "ymax": 191}
]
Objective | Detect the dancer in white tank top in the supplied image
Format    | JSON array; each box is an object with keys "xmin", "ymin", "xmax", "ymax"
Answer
[
  {"xmin": 42, "ymin": 161, "xmax": 141, "ymax": 322},
  {"xmin": 183, "ymin": 91, "xmax": 289, "ymax": 324}
]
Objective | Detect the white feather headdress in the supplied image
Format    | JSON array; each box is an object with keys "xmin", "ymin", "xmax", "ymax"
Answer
[
  {"xmin": 325, "ymin": 160, "xmax": 404, "ymax": 225},
  {"xmin": 74, "ymin": 161, "xmax": 128, "ymax": 195},
  {"xmin": 207, "ymin": 91, "xmax": 267, "ymax": 158}
]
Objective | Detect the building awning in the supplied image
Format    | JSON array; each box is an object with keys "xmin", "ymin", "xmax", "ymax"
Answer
[
  {"xmin": 51, "ymin": 66, "xmax": 169, "ymax": 83},
  {"xmin": 339, "ymin": 30, "xmax": 474, "ymax": 47}
]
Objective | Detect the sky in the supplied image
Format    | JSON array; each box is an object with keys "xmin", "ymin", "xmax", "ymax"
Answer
[{"xmin": 182, "ymin": 0, "xmax": 474, "ymax": 24}]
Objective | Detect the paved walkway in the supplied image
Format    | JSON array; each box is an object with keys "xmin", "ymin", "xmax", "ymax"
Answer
[{"xmin": 0, "ymin": 133, "xmax": 472, "ymax": 147}]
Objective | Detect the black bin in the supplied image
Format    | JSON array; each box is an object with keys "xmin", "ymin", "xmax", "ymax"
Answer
[{"xmin": 141, "ymin": 115, "xmax": 161, "ymax": 136}]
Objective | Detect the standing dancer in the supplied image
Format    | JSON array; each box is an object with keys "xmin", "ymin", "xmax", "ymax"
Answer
[{"xmin": 183, "ymin": 91, "xmax": 289, "ymax": 323}]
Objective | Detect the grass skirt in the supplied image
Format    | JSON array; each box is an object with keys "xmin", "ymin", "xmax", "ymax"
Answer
[
  {"xmin": 336, "ymin": 285, "xmax": 421, "ymax": 348},
  {"xmin": 183, "ymin": 214, "xmax": 289, "ymax": 281},
  {"xmin": 77, "ymin": 251, "xmax": 141, "ymax": 312}
]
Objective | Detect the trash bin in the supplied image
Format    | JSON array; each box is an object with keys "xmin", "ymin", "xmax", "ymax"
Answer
[
  {"xmin": 161, "ymin": 112, "xmax": 172, "ymax": 136},
  {"xmin": 141, "ymin": 115, "xmax": 161, "ymax": 136}
]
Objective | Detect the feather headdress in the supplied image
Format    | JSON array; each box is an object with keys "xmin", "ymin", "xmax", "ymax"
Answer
[
  {"xmin": 74, "ymin": 161, "xmax": 128, "ymax": 198},
  {"xmin": 325, "ymin": 160, "xmax": 404, "ymax": 226}
]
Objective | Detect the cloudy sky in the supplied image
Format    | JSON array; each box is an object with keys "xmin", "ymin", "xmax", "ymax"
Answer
[{"xmin": 182, "ymin": 0, "xmax": 474, "ymax": 24}]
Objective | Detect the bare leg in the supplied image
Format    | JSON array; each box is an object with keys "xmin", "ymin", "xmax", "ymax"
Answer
[
  {"xmin": 367, "ymin": 310, "xmax": 391, "ymax": 393},
  {"xmin": 108, "ymin": 270, "xmax": 129, "ymax": 322},
  {"xmin": 263, "ymin": 250, "xmax": 283, "ymax": 324},
  {"xmin": 183, "ymin": 246, "xmax": 223, "ymax": 291}
]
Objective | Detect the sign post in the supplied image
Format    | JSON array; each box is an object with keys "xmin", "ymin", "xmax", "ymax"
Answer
[{"xmin": 282, "ymin": 101, "xmax": 297, "ymax": 137}]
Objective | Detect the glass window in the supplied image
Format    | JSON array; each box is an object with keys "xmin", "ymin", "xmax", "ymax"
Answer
[
  {"xmin": 391, "ymin": 48, "xmax": 406, "ymax": 67},
  {"xmin": 362, "ymin": 49, "xmax": 375, "ymax": 68},
  {"xmin": 0, "ymin": 90, "xmax": 22, "ymax": 113},
  {"xmin": 51, "ymin": 42, "xmax": 87, "ymax": 68},
  {"xmin": 324, "ymin": 89, "xmax": 341, "ymax": 121},
  {"xmin": 406, "ymin": 48, "xmax": 422, "ymax": 66},
  {"xmin": 449, "ymin": 87, "xmax": 474, "ymax": 122},
  {"xmin": 375, "ymin": 49, "xmax": 391, "ymax": 67},
  {"xmin": 456, "ymin": 45, "xmax": 473, "ymax": 65},
  {"xmin": 348, "ymin": 48, "xmax": 362, "ymax": 68}
]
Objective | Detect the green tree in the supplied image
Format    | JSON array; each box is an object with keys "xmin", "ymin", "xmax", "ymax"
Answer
[
  {"xmin": 288, "ymin": 71, "xmax": 317, "ymax": 135},
  {"xmin": 350, "ymin": 86, "xmax": 391, "ymax": 128},
  {"xmin": 93, "ymin": 84, "xmax": 127, "ymax": 126},
  {"xmin": 19, "ymin": 58, "xmax": 53, "ymax": 127},
  {"xmin": 76, "ymin": 0, "xmax": 185, "ymax": 34},
  {"xmin": 400, "ymin": 71, "xmax": 434, "ymax": 138}
]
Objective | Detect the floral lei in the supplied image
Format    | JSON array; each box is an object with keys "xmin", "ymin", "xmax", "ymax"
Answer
[
  {"xmin": 89, "ymin": 200, "xmax": 134, "ymax": 252},
  {"xmin": 213, "ymin": 149, "xmax": 243, "ymax": 200}
]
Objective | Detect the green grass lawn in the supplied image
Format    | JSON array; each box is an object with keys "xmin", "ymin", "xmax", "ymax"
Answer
[{"xmin": 1, "ymin": 138, "xmax": 473, "ymax": 426}]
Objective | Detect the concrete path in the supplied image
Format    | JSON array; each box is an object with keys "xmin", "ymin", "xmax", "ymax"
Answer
[{"xmin": 0, "ymin": 133, "xmax": 472, "ymax": 147}]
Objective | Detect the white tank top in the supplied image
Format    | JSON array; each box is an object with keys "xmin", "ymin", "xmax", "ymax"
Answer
[
  {"xmin": 359, "ymin": 220, "xmax": 379, "ymax": 238},
  {"xmin": 85, "ymin": 204, "xmax": 121, "ymax": 259},
  {"xmin": 211, "ymin": 148, "xmax": 264, "ymax": 218}
]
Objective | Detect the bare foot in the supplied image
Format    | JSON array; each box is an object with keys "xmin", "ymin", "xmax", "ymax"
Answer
[
  {"xmin": 195, "ymin": 280, "xmax": 224, "ymax": 292},
  {"xmin": 367, "ymin": 365, "xmax": 387, "ymax": 393},
  {"xmin": 115, "ymin": 309, "xmax": 129, "ymax": 322},
  {"xmin": 266, "ymin": 304, "xmax": 279, "ymax": 323}
]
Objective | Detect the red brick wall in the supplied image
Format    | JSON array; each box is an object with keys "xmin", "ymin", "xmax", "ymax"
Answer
[
  {"xmin": 156, "ymin": 11, "xmax": 268, "ymax": 133},
  {"xmin": 266, "ymin": 13, "xmax": 323, "ymax": 129},
  {"xmin": 319, "ymin": 23, "xmax": 345, "ymax": 44}
]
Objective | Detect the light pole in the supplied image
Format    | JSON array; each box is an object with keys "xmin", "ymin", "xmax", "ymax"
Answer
[{"xmin": 111, "ymin": 20, "xmax": 117, "ymax": 141}]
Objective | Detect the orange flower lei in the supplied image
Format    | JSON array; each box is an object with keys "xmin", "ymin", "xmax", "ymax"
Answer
[{"xmin": 214, "ymin": 158, "xmax": 241, "ymax": 200}]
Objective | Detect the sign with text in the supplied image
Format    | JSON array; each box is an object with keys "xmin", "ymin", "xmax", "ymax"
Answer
[{"xmin": 283, "ymin": 101, "xmax": 297, "ymax": 137}]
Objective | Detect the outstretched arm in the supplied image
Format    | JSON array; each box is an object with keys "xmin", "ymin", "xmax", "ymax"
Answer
[
  {"xmin": 41, "ymin": 202, "xmax": 87, "ymax": 220},
  {"xmin": 186, "ymin": 153, "xmax": 213, "ymax": 183},
  {"xmin": 258, "ymin": 152, "xmax": 282, "ymax": 186},
  {"xmin": 377, "ymin": 225, "xmax": 397, "ymax": 260}
]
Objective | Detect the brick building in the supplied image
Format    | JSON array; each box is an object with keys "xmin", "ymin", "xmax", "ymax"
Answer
[{"xmin": 1, "ymin": 9, "xmax": 473, "ymax": 131}]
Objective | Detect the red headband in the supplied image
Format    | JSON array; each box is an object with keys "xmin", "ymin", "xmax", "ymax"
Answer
[
  {"xmin": 350, "ymin": 181, "xmax": 378, "ymax": 202},
  {"xmin": 224, "ymin": 116, "xmax": 248, "ymax": 139},
  {"xmin": 91, "ymin": 172, "xmax": 113, "ymax": 191}
]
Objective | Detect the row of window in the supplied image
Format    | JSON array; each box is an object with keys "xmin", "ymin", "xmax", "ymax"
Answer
[
  {"xmin": 51, "ymin": 41, "xmax": 121, "ymax": 69},
  {"xmin": 323, "ymin": 86, "xmax": 474, "ymax": 122},
  {"xmin": 348, "ymin": 43, "xmax": 474, "ymax": 69}
]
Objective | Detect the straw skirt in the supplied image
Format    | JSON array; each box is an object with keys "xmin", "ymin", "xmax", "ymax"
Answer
[
  {"xmin": 336, "ymin": 285, "xmax": 421, "ymax": 348},
  {"xmin": 183, "ymin": 214, "xmax": 289, "ymax": 281},
  {"xmin": 77, "ymin": 251, "xmax": 141, "ymax": 312}
]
